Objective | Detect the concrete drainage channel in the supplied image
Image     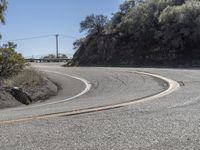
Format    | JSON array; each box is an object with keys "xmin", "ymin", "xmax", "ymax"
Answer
[{"xmin": 0, "ymin": 69, "xmax": 180, "ymax": 125}]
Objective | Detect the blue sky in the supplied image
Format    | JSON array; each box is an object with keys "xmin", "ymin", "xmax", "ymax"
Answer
[{"xmin": 0, "ymin": 0, "xmax": 123, "ymax": 58}]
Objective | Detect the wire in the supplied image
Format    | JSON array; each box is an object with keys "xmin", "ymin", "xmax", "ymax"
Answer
[
  {"xmin": 0, "ymin": 34, "xmax": 78, "ymax": 43},
  {"xmin": 0, "ymin": 34, "xmax": 54, "ymax": 43}
]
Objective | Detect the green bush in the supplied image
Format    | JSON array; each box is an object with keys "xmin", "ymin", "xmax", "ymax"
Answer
[{"xmin": 0, "ymin": 42, "xmax": 25, "ymax": 77}]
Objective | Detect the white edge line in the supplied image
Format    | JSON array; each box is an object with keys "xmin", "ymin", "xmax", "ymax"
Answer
[
  {"xmin": 18, "ymin": 69, "xmax": 179, "ymax": 110},
  {"xmin": 44, "ymin": 70, "xmax": 180, "ymax": 107},
  {"xmin": 13, "ymin": 70, "xmax": 92, "ymax": 110}
]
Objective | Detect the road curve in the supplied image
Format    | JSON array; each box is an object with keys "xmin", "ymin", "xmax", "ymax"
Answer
[
  {"xmin": 2, "ymin": 64, "xmax": 200, "ymax": 149},
  {"xmin": 0, "ymin": 68, "xmax": 179, "ymax": 125},
  {"xmin": 0, "ymin": 63, "xmax": 178, "ymax": 122}
]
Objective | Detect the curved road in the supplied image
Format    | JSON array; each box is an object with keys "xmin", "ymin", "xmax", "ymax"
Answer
[{"xmin": 1, "ymin": 63, "xmax": 200, "ymax": 149}]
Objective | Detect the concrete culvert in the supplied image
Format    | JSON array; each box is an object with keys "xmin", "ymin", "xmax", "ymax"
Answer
[{"xmin": 10, "ymin": 87, "xmax": 32, "ymax": 105}]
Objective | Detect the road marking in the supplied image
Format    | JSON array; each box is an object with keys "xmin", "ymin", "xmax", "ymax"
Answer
[
  {"xmin": 0, "ymin": 70, "xmax": 180, "ymax": 125},
  {"xmin": 37, "ymin": 70, "xmax": 92, "ymax": 107},
  {"xmin": 9, "ymin": 70, "xmax": 92, "ymax": 110}
]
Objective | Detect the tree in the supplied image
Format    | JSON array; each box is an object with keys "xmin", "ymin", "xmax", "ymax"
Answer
[
  {"xmin": 0, "ymin": 1, "xmax": 25, "ymax": 76},
  {"xmin": 42, "ymin": 53, "xmax": 68, "ymax": 62},
  {"xmin": 159, "ymin": 0, "xmax": 200, "ymax": 62},
  {"xmin": 0, "ymin": 0, "xmax": 7, "ymax": 24},
  {"xmin": 80, "ymin": 14, "xmax": 108, "ymax": 33},
  {"xmin": 0, "ymin": 0, "xmax": 7, "ymax": 39},
  {"xmin": 0, "ymin": 42, "xmax": 25, "ymax": 77},
  {"xmin": 73, "ymin": 0, "xmax": 200, "ymax": 66}
]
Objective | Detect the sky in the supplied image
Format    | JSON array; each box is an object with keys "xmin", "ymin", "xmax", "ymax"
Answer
[{"xmin": 0, "ymin": 0, "xmax": 123, "ymax": 58}]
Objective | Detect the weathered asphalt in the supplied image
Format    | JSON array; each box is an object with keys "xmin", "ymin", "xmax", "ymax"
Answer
[{"xmin": 0, "ymin": 63, "xmax": 200, "ymax": 149}]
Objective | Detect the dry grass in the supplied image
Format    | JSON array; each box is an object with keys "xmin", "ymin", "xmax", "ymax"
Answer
[{"xmin": 5, "ymin": 69, "xmax": 46, "ymax": 87}]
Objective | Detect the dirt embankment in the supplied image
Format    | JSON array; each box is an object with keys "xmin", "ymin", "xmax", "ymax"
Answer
[{"xmin": 0, "ymin": 69, "xmax": 59, "ymax": 109}]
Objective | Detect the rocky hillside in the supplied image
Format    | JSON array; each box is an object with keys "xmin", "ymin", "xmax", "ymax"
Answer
[{"xmin": 73, "ymin": 0, "xmax": 200, "ymax": 66}]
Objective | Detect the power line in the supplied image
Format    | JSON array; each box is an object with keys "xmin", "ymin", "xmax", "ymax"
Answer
[
  {"xmin": 0, "ymin": 34, "xmax": 78, "ymax": 43},
  {"xmin": 0, "ymin": 34, "xmax": 54, "ymax": 43},
  {"xmin": 0, "ymin": 33, "xmax": 78, "ymax": 59}
]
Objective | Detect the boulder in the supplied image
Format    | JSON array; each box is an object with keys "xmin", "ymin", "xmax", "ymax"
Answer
[{"xmin": 10, "ymin": 87, "xmax": 32, "ymax": 105}]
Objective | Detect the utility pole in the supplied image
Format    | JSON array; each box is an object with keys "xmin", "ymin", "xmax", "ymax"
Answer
[{"xmin": 55, "ymin": 34, "xmax": 59, "ymax": 58}]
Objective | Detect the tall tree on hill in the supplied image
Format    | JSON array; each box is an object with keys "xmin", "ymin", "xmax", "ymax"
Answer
[{"xmin": 80, "ymin": 14, "xmax": 108, "ymax": 34}]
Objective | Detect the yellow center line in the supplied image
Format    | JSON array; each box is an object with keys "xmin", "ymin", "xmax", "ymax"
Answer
[{"xmin": 0, "ymin": 70, "xmax": 180, "ymax": 125}]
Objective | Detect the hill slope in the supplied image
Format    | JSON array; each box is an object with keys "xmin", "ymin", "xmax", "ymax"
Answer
[{"xmin": 73, "ymin": 0, "xmax": 200, "ymax": 66}]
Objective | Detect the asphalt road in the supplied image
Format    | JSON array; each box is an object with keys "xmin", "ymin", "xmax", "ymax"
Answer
[{"xmin": 1, "ymin": 63, "xmax": 200, "ymax": 149}]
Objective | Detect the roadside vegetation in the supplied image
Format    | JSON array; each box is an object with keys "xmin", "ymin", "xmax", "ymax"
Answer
[
  {"xmin": 0, "ymin": 0, "xmax": 58, "ymax": 108},
  {"xmin": 7, "ymin": 69, "xmax": 45, "ymax": 88},
  {"xmin": 73, "ymin": 0, "xmax": 200, "ymax": 66},
  {"xmin": 0, "ymin": 42, "xmax": 26, "ymax": 77},
  {"xmin": 0, "ymin": 44, "xmax": 58, "ymax": 107},
  {"xmin": 0, "ymin": 43, "xmax": 58, "ymax": 107},
  {"xmin": 5, "ymin": 69, "xmax": 57, "ymax": 102},
  {"xmin": 0, "ymin": 31, "xmax": 57, "ymax": 107},
  {"xmin": 1, "ymin": 68, "xmax": 58, "ymax": 107}
]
